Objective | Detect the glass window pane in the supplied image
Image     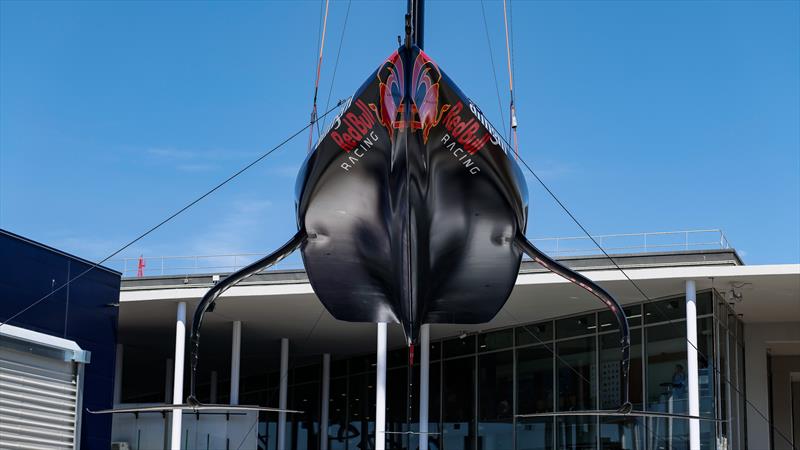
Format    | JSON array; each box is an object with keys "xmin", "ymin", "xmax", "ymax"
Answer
[
  {"xmin": 697, "ymin": 318, "xmax": 716, "ymax": 418},
  {"xmin": 516, "ymin": 417, "xmax": 553, "ymax": 450},
  {"xmin": 478, "ymin": 350, "xmax": 513, "ymax": 449},
  {"xmin": 348, "ymin": 372, "xmax": 375, "ymax": 450},
  {"xmin": 557, "ymin": 337, "xmax": 596, "ymax": 411},
  {"xmin": 736, "ymin": 341, "xmax": 747, "ymax": 450},
  {"xmin": 478, "ymin": 328, "xmax": 513, "ymax": 352},
  {"xmin": 557, "ymin": 416, "xmax": 596, "ymax": 449},
  {"xmin": 556, "ymin": 313, "xmax": 596, "ymax": 339},
  {"xmin": 599, "ymin": 305, "xmax": 642, "ymax": 329},
  {"xmin": 444, "ymin": 335, "xmax": 475, "ymax": 358},
  {"xmin": 388, "ymin": 347, "xmax": 407, "ymax": 369},
  {"xmin": 331, "ymin": 359, "xmax": 347, "ymax": 378},
  {"xmin": 442, "ymin": 356, "xmax": 475, "ymax": 450},
  {"xmin": 716, "ymin": 294, "xmax": 729, "ymax": 329},
  {"xmin": 645, "ymin": 296, "xmax": 685, "ymax": 324},
  {"xmin": 696, "ymin": 291, "xmax": 713, "ymax": 316},
  {"xmin": 517, "ymin": 344, "xmax": 554, "ymax": 414},
  {"xmin": 328, "ymin": 378, "xmax": 348, "ymax": 450},
  {"xmin": 430, "ymin": 340, "xmax": 441, "ymax": 361},
  {"xmin": 428, "ymin": 362, "xmax": 442, "ymax": 449},
  {"xmin": 386, "ymin": 367, "xmax": 408, "ymax": 449},
  {"xmin": 600, "ymin": 329, "xmax": 643, "ymax": 410},
  {"xmin": 728, "ymin": 331, "xmax": 739, "ymax": 450},
  {"xmin": 718, "ymin": 322, "xmax": 728, "ymax": 440},
  {"xmin": 288, "ymin": 381, "xmax": 320, "ymax": 450},
  {"xmin": 516, "ymin": 321, "xmax": 553, "ymax": 346},
  {"xmin": 294, "ymin": 363, "xmax": 320, "ymax": 384},
  {"xmin": 600, "ymin": 417, "xmax": 644, "ymax": 450},
  {"xmin": 646, "ymin": 323, "xmax": 689, "ymax": 447}
]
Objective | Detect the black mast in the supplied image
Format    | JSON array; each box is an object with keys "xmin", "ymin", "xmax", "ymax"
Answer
[{"xmin": 407, "ymin": 0, "xmax": 424, "ymax": 49}]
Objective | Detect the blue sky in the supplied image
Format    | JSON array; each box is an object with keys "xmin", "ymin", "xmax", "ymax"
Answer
[{"xmin": 1, "ymin": 0, "xmax": 798, "ymax": 268}]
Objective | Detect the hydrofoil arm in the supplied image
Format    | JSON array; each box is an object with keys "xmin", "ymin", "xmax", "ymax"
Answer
[
  {"xmin": 188, "ymin": 231, "xmax": 307, "ymax": 404},
  {"xmin": 515, "ymin": 233, "xmax": 632, "ymax": 412}
]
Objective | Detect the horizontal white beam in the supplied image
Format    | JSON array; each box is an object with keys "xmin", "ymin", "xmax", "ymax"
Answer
[{"xmin": 120, "ymin": 264, "xmax": 799, "ymax": 303}]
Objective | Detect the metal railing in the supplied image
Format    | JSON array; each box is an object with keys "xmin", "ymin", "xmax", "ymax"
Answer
[
  {"xmin": 110, "ymin": 229, "xmax": 731, "ymax": 278},
  {"xmin": 530, "ymin": 228, "xmax": 731, "ymax": 258}
]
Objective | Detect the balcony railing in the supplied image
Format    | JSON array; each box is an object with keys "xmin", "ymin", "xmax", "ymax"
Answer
[{"xmin": 110, "ymin": 229, "xmax": 731, "ymax": 278}]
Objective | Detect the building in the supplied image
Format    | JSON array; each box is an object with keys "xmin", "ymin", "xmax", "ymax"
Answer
[
  {"xmin": 109, "ymin": 230, "xmax": 799, "ymax": 450},
  {"xmin": 0, "ymin": 229, "xmax": 121, "ymax": 449}
]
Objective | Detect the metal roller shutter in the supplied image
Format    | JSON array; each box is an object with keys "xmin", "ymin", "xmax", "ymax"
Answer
[{"xmin": 0, "ymin": 326, "xmax": 89, "ymax": 450}]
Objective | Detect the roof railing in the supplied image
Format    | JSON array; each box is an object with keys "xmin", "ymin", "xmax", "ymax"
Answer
[{"xmin": 111, "ymin": 229, "xmax": 731, "ymax": 278}]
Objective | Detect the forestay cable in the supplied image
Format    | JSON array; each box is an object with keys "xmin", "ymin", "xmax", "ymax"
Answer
[
  {"xmin": 307, "ymin": 0, "xmax": 331, "ymax": 152},
  {"xmin": 479, "ymin": 0, "xmax": 507, "ymax": 138},
  {"xmin": 502, "ymin": 0, "xmax": 519, "ymax": 159},
  {"xmin": 320, "ymin": 0, "xmax": 353, "ymax": 133}
]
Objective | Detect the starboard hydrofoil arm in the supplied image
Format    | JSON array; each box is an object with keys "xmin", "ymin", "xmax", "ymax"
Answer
[{"xmin": 515, "ymin": 233, "xmax": 632, "ymax": 414}]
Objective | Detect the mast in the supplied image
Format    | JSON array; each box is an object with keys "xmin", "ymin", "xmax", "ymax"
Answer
[{"xmin": 407, "ymin": 0, "xmax": 424, "ymax": 49}]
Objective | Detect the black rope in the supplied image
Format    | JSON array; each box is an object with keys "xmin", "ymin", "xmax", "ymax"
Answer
[{"xmin": 0, "ymin": 101, "xmax": 344, "ymax": 329}]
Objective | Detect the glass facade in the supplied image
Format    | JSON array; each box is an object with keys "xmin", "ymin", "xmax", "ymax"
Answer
[{"xmin": 131, "ymin": 289, "xmax": 745, "ymax": 450}]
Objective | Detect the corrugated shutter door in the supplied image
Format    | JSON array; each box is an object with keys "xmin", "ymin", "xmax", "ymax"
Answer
[{"xmin": 0, "ymin": 346, "xmax": 78, "ymax": 450}]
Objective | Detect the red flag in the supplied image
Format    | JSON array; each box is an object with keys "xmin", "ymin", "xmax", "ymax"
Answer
[{"xmin": 137, "ymin": 255, "xmax": 146, "ymax": 277}]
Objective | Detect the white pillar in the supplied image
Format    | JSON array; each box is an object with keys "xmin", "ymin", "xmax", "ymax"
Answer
[
  {"xmin": 209, "ymin": 370, "xmax": 218, "ymax": 404},
  {"xmin": 419, "ymin": 324, "xmax": 430, "ymax": 450},
  {"xmin": 170, "ymin": 302, "xmax": 186, "ymax": 450},
  {"xmin": 278, "ymin": 338, "xmax": 289, "ymax": 450},
  {"xmin": 230, "ymin": 321, "xmax": 242, "ymax": 405},
  {"xmin": 113, "ymin": 343, "xmax": 123, "ymax": 405},
  {"xmin": 686, "ymin": 280, "xmax": 701, "ymax": 450},
  {"xmin": 320, "ymin": 353, "xmax": 331, "ymax": 450},
  {"xmin": 375, "ymin": 323, "xmax": 387, "ymax": 450},
  {"xmin": 165, "ymin": 358, "xmax": 174, "ymax": 403}
]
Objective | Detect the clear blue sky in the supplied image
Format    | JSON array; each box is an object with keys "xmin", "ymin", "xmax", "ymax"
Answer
[{"xmin": 1, "ymin": 0, "xmax": 798, "ymax": 266}]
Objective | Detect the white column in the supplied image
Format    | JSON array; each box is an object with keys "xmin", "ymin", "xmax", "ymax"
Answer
[
  {"xmin": 278, "ymin": 338, "xmax": 289, "ymax": 450},
  {"xmin": 419, "ymin": 324, "xmax": 430, "ymax": 450},
  {"xmin": 165, "ymin": 358, "xmax": 174, "ymax": 403},
  {"xmin": 320, "ymin": 353, "xmax": 331, "ymax": 450},
  {"xmin": 113, "ymin": 343, "xmax": 123, "ymax": 405},
  {"xmin": 686, "ymin": 280, "xmax": 701, "ymax": 450},
  {"xmin": 209, "ymin": 370, "xmax": 218, "ymax": 404},
  {"xmin": 230, "ymin": 321, "xmax": 242, "ymax": 405},
  {"xmin": 375, "ymin": 323, "xmax": 387, "ymax": 450},
  {"xmin": 170, "ymin": 302, "xmax": 186, "ymax": 450}
]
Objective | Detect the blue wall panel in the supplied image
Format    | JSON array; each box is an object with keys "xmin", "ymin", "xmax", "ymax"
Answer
[{"xmin": 0, "ymin": 229, "xmax": 121, "ymax": 450}]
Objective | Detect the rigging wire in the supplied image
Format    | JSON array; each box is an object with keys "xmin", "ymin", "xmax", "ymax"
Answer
[
  {"xmin": 0, "ymin": 100, "xmax": 345, "ymax": 330},
  {"xmin": 479, "ymin": 0, "xmax": 507, "ymax": 139},
  {"xmin": 501, "ymin": 0, "xmax": 519, "ymax": 159},
  {"xmin": 308, "ymin": 0, "xmax": 331, "ymax": 151},
  {"xmin": 320, "ymin": 0, "xmax": 353, "ymax": 133}
]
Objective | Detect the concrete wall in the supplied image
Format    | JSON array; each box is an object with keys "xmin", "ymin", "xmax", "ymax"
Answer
[
  {"xmin": 771, "ymin": 356, "xmax": 800, "ymax": 450},
  {"xmin": 744, "ymin": 323, "xmax": 800, "ymax": 450}
]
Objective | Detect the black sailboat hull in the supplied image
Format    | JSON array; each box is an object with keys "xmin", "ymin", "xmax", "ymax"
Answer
[{"xmin": 295, "ymin": 46, "xmax": 528, "ymax": 343}]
